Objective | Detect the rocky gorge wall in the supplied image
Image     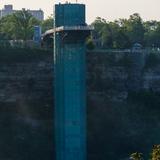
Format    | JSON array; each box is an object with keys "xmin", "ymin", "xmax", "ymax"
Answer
[
  {"xmin": 0, "ymin": 48, "xmax": 54, "ymax": 160},
  {"xmin": 0, "ymin": 48, "xmax": 160, "ymax": 160},
  {"xmin": 87, "ymin": 51, "xmax": 160, "ymax": 160}
]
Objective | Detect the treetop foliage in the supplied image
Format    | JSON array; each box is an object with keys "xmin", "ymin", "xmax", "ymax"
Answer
[
  {"xmin": 91, "ymin": 13, "xmax": 160, "ymax": 49},
  {"xmin": 1, "ymin": 12, "xmax": 160, "ymax": 50},
  {"xmin": 0, "ymin": 11, "xmax": 53, "ymax": 41},
  {"xmin": 130, "ymin": 145, "xmax": 160, "ymax": 160},
  {"xmin": 0, "ymin": 10, "xmax": 41, "ymax": 40}
]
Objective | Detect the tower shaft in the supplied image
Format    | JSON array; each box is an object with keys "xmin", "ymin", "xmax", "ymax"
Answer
[{"xmin": 54, "ymin": 3, "xmax": 92, "ymax": 160}]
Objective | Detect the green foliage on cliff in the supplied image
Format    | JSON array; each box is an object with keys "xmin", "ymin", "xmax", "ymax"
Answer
[
  {"xmin": 130, "ymin": 152, "xmax": 143, "ymax": 160},
  {"xmin": 151, "ymin": 145, "xmax": 160, "ymax": 160},
  {"xmin": 86, "ymin": 37, "xmax": 95, "ymax": 50},
  {"xmin": 0, "ymin": 11, "xmax": 53, "ymax": 42},
  {"xmin": 0, "ymin": 10, "xmax": 40, "ymax": 40},
  {"xmin": 41, "ymin": 16, "xmax": 53, "ymax": 33},
  {"xmin": 130, "ymin": 145, "xmax": 160, "ymax": 160},
  {"xmin": 92, "ymin": 13, "xmax": 160, "ymax": 49}
]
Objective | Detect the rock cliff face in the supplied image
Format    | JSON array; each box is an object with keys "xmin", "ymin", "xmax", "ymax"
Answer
[
  {"xmin": 0, "ymin": 49, "xmax": 53, "ymax": 103},
  {"xmin": 0, "ymin": 48, "xmax": 160, "ymax": 160},
  {"xmin": 0, "ymin": 49, "xmax": 54, "ymax": 160},
  {"xmin": 87, "ymin": 51, "xmax": 160, "ymax": 160}
]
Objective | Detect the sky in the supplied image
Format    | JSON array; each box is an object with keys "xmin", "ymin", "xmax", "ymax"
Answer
[{"xmin": 0, "ymin": 0, "xmax": 160, "ymax": 23}]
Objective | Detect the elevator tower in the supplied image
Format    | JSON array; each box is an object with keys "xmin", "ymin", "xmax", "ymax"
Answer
[{"xmin": 54, "ymin": 3, "xmax": 92, "ymax": 160}]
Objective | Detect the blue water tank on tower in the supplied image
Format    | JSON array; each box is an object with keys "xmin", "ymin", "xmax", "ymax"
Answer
[{"xmin": 54, "ymin": 3, "xmax": 85, "ymax": 27}]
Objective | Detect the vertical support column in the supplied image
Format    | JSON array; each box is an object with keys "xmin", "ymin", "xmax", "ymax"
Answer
[
  {"xmin": 54, "ymin": 3, "xmax": 91, "ymax": 160},
  {"xmin": 54, "ymin": 36, "xmax": 87, "ymax": 160}
]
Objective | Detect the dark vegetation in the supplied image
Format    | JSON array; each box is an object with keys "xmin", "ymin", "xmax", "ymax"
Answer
[
  {"xmin": 130, "ymin": 145, "xmax": 160, "ymax": 160},
  {"xmin": 0, "ymin": 10, "xmax": 53, "ymax": 41},
  {"xmin": 0, "ymin": 10, "xmax": 40, "ymax": 41},
  {"xmin": 1, "ymin": 11, "xmax": 160, "ymax": 51},
  {"xmin": 91, "ymin": 13, "xmax": 160, "ymax": 49}
]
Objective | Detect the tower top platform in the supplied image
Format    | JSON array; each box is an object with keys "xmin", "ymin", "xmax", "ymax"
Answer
[
  {"xmin": 42, "ymin": 25, "xmax": 93, "ymax": 37},
  {"xmin": 42, "ymin": 3, "xmax": 94, "ymax": 39}
]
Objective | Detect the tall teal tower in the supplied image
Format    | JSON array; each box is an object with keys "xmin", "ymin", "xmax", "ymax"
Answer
[{"xmin": 54, "ymin": 3, "xmax": 92, "ymax": 160}]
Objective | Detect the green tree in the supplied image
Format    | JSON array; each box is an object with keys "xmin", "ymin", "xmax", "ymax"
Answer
[
  {"xmin": 41, "ymin": 16, "xmax": 53, "ymax": 33},
  {"xmin": 0, "ymin": 15, "xmax": 13, "ymax": 40},
  {"xmin": 100, "ymin": 23, "xmax": 113, "ymax": 48},
  {"xmin": 130, "ymin": 152, "xmax": 143, "ymax": 160},
  {"xmin": 91, "ymin": 17, "xmax": 107, "ymax": 48},
  {"xmin": 91, "ymin": 14, "xmax": 160, "ymax": 49},
  {"xmin": 92, "ymin": 18, "xmax": 131, "ymax": 49},
  {"xmin": 86, "ymin": 37, "xmax": 95, "ymax": 50},
  {"xmin": 125, "ymin": 13, "xmax": 145, "ymax": 45},
  {"xmin": 0, "ymin": 10, "xmax": 40, "ymax": 40},
  {"xmin": 109, "ymin": 21, "xmax": 130, "ymax": 49},
  {"xmin": 144, "ymin": 21, "xmax": 159, "ymax": 47},
  {"xmin": 151, "ymin": 145, "xmax": 160, "ymax": 160},
  {"xmin": 151, "ymin": 22, "xmax": 160, "ymax": 47}
]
